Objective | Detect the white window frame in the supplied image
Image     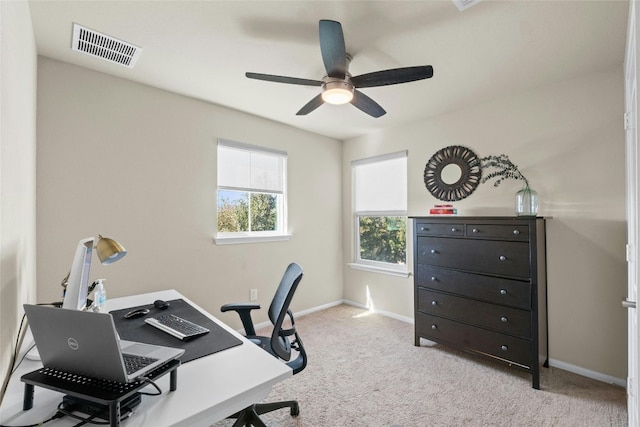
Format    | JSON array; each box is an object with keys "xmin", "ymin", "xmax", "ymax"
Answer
[
  {"xmin": 349, "ymin": 151, "xmax": 409, "ymax": 277},
  {"xmin": 215, "ymin": 139, "xmax": 290, "ymax": 245}
]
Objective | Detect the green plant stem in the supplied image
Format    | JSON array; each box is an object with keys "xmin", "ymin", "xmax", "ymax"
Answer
[{"xmin": 480, "ymin": 154, "xmax": 529, "ymax": 188}]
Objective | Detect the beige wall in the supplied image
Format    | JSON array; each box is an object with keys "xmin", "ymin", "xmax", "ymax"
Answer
[
  {"xmin": 342, "ymin": 67, "xmax": 627, "ymax": 381},
  {"xmin": 3, "ymin": 13, "xmax": 627, "ymax": 390},
  {"xmin": 0, "ymin": 0, "xmax": 38, "ymax": 393},
  {"xmin": 35, "ymin": 58, "xmax": 343, "ymax": 330}
]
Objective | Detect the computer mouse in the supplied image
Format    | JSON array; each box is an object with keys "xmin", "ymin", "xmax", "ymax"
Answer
[
  {"xmin": 154, "ymin": 299, "xmax": 170, "ymax": 310},
  {"xmin": 124, "ymin": 308, "xmax": 150, "ymax": 319}
]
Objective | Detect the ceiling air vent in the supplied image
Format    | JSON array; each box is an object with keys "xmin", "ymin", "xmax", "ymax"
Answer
[
  {"xmin": 452, "ymin": 0, "xmax": 482, "ymax": 11},
  {"xmin": 71, "ymin": 23, "xmax": 141, "ymax": 68}
]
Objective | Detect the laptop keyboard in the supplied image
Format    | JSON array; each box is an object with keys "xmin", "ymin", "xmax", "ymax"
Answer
[
  {"xmin": 122, "ymin": 354, "xmax": 159, "ymax": 375},
  {"xmin": 145, "ymin": 314, "xmax": 210, "ymax": 340}
]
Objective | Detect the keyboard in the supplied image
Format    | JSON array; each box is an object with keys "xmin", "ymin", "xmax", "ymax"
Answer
[
  {"xmin": 145, "ymin": 314, "xmax": 210, "ymax": 340},
  {"xmin": 122, "ymin": 354, "xmax": 158, "ymax": 375}
]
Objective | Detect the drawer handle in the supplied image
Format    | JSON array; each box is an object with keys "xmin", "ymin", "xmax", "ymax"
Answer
[
  {"xmin": 501, "ymin": 316, "xmax": 508, "ymax": 323},
  {"xmin": 431, "ymin": 249, "xmax": 437, "ymax": 254},
  {"xmin": 431, "ymin": 324, "xmax": 438, "ymax": 330},
  {"xmin": 501, "ymin": 345, "xmax": 508, "ymax": 351},
  {"xmin": 421, "ymin": 227, "xmax": 427, "ymax": 231},
  {"xmin": 451, "ymin": 227, "xmax": 457, "ymax": 232},
  {"xmin": 513, "ymin": 229, "xmax": 520, "ymax": 235},
  {"xmin": 500, "ymin": 289, "xmax": 508, "ymax": 295},
  {"xmin": 499, "ymin": 255, "xmax": 507, "ymax": 261},
  {"xmin": 431, "ymin": 301, "xmax": 438, "ymax": 306},
  {"xmin": 431, "ymin": 276, "xmax": 437, "ymax": 282},
  {"xmin": 472, "ymin": 228, "xmax": 479, "ymax": 233}
]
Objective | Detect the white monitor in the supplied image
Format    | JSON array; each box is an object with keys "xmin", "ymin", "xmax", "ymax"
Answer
[{"xmin": 62, "ymin": 237, "xmax": 94, "ymax": 310}]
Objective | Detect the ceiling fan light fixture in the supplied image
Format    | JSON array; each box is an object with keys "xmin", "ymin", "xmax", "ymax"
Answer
[
  {"xmin": 322, "ymin": 80, "xmax": 354, "ymax": 105},
  {"xmin": 246, "ymin": 20, "xmax": 433, "ymax": 118}
]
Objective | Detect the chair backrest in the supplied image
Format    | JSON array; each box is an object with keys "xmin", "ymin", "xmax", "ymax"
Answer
[{"xmin": 267, "ymin": 263, "xmax": 306, "ymax": 373}]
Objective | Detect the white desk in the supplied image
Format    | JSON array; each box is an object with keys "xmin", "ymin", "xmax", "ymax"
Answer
[{"xmin": 0, "ymin": 290, "xmax": 292, "ymax": 426}]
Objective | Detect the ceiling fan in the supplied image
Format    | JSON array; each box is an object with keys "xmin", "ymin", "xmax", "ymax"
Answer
[{"xmin": 245, "ymin": 19, "xmax": 434, "ymax": 118}]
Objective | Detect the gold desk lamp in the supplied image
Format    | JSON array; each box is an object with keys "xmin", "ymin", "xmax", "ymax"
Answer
[
  {"xmin": 60, "ymin": 234, "xmax": 127, "ymax": 290},
  {"xmin": 1, "ymin": 235, "xmax": 128, "ymax": 406}
]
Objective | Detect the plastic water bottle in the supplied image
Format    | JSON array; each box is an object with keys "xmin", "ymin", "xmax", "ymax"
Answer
[{"xmin": 93, "ymin": 279, "xmax": 106, "ymax": 312}]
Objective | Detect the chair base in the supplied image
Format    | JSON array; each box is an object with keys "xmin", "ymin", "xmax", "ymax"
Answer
[{"xmin": 230, "ymin": 400, "xmax": 300, "ymax": 427}]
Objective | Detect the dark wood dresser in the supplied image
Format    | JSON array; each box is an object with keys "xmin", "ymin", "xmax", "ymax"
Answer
[{"xmin": 412, "ymin": 216, "xmax": 548, "ymax": 389}]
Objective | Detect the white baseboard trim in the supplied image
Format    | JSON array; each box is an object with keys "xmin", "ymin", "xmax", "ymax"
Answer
[
  {"xmin": 248, "ymin": 299, "xmax": 345, "ymax": 333},
  {"xmin": 329, "ymin": 301, "xmax": 627, "ymax": 388},
  {"xmin": 295, "ymin": 300, "xmax": 344, "ymax": 317},
  {"xmin": 341, "ymin": 299, "xmax": 366, "ymax": 310},
  {"xmin": 240, "ymin": 300, "xmax": 627, "ymax": 389},
  {"xmin": 248, "ymin": 320, "xmax": 270, "ymax": 333},
  {"xmin": 547, "ymin": 358, "xmax": 626, "ymax": 388},
  {"xmin": 341, "ymin": 299, "xmax": 415, "ymax": 324}
]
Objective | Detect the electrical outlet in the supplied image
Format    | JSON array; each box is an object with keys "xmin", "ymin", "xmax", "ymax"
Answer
[{"xmin": 250, "ymin": 289, "xmax": 258, "ymax": 301}]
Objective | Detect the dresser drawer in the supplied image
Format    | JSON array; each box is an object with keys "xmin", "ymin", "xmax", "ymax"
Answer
[
  {"xmin": 466, "ymin": 224, "xmax": 529, "ymax": 241},
  {"xmin": 416, "ymin": 265, "xmax": 531, "ymax": 310},
  {"xmin": 417, "ymin": 237, "xmax": 530, "ymax": 278},
  {"xmin": 417, "ymin": 289, "xmax": 531, "ymax": 338},
  {"xmin": 416, "ymin": 312, "xmax": 532, "ymax": 368},
  {"xmin": 415, "ymin": 222, "xmax": 464, "ymax": 237}
]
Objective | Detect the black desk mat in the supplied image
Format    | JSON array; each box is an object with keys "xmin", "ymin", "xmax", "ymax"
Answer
[{"xmin": 110, "ymin": 299, "xmax": 242, "ymax": 364}]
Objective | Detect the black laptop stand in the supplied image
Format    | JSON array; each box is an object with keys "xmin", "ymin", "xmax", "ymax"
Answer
[{"xmin": 21, "ymin": 359, "xmax": 180, "ymax": 427}]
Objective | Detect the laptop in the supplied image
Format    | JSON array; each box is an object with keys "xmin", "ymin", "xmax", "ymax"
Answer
[{"xmin": 24, "ymin": 304, "xmax": 185, "ymax": 383}]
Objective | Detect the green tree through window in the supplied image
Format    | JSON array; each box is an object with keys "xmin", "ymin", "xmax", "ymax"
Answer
[
  {"xmin": 218, "ymin": 190, "xmax": 278, "ymax": 233},
  {"xmin": 358, "ymin": 216, "xmax": 406, "ymax": 265}
]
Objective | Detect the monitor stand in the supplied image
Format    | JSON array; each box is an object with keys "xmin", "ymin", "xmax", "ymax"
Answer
[{"xmin": 21, "ymin": 359, "xmax": 179, "ymax": 427}]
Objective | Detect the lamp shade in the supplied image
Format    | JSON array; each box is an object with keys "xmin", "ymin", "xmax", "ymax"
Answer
[{"xmin": 96, "ymin": 234, "xmax": 127, "ymax": 265}]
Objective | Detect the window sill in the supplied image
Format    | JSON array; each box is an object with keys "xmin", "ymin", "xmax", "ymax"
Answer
[
  {"xmin": 347, "ymin": 263, "xmax": 410, "ymax": 278},
  {"xmin": 214, "ymin": 234, "xmax": 292, "ymax": 245}
]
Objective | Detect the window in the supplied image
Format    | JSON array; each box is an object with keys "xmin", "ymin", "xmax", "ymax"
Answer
[
  {"xmin": 351, "ymin": 151, "xmax": 408, "ymax": 275},
  {"xmin": 216, "ymin": 139, "xmax": 288, "ymax": 244}
]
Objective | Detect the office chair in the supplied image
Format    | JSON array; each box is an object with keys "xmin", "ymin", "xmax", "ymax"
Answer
[{"xmin": 220, "ymin": 262, "xmax": 307, "ymax": 427}]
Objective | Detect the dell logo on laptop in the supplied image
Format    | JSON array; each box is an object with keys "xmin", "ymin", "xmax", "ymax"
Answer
[{"xmin": 67, "ymin": 337, "xmax": 79, "ymax": 351}]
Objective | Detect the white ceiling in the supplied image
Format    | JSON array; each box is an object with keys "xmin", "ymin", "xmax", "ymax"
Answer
[{"xmin": 28, "ymin": 0, "xmax": 629, "ymax": 140}]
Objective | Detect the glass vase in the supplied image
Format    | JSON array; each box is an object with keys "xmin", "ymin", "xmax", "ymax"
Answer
[{"xmin": 515, "ymin": 185, "xmax": 538, "ymax": 216}]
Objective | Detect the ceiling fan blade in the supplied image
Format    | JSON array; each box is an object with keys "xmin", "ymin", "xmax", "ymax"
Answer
[
  {"xmin": 246, "ymin": 72, "xmax": 323, "ymax": 87},
  {"xmin": 296, "ymin": 94, "xmax": 325, "ymax": 115},
  {"xmin": 351, "ymin": 90, "xmax": 386, "ymax": 118},
  {"xmin": 351, "ymin": 66, "xmax": 434, "ymax": 88},
  {"xmin": 319, "ymin": 20, "xmax": 347, "ymax": 79}
]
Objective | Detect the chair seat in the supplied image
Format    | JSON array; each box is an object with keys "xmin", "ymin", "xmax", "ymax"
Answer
[
  {"xmin": 248, "ymin": 335, "xmax": 294, "ymax": 362},
  {"xmin": 248, "ymin": 336, "xmax": 272, "ymax": 354}
]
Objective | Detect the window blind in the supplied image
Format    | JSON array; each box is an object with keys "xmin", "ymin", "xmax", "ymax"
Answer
[
  {"xmin": 353, "ymin": 151, "xmax": 407, "ymax": 214},
  {"xmin": 218, "ymin": 139, "xmax": 286, "ymax": 194}
]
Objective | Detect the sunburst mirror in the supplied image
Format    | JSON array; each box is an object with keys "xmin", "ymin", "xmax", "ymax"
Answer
[{"xmin": 424, "ymin": 145, "xmax": 481, "ymax": 201}]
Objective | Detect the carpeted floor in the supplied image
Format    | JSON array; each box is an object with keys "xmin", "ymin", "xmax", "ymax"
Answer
[{"xmin": 212, "ymin": 304, "xmax": 627, "ymax": 427}]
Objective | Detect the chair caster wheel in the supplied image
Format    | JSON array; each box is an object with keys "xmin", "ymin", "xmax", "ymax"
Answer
[{"xmin": 291, "ymin": 403, "xmax": 300, "ymax": 416}]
